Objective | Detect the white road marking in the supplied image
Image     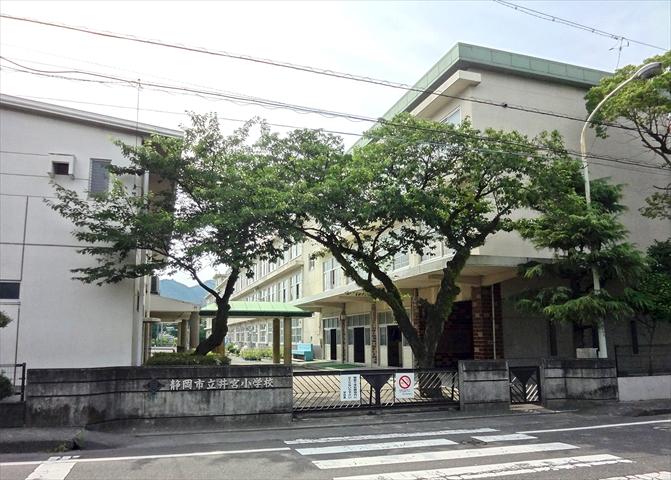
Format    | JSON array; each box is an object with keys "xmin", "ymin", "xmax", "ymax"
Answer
[
  {"xmin": 472, "ymin": 433, "xmax": 537, "ymax": 442},
  {"xmin": 25, "ymin": 458, "xmax": 77, "ymax": 480},
  {"xmin": 519, "ymin": 419, "xmax": 671, "ymax": 434},
  {"xmin": 0, "ymin": 447, "xmax": 291, "ymax": 467},
  {"xmin": 599, "ymin": 473, "xmax": 671, "ymax": 480},
  {"xmin": 285, "ymin": 428, "xmax": 498, "ymax": 445},
  {"xmin": 313, "ymin": 442, "xmax": 578, "ymax": 470},
  {"xmin": 295, "ymin": 438, "xmax": 456, "ymax": 456},
  {"xmin": 333, "ymin": 454, "xmax": 632, "ymax": 480}
]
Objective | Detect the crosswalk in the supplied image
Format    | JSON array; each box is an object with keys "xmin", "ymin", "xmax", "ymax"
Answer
[{"xmin": 286, "ymin": 427, "xmax": 671, "ymax": 480}]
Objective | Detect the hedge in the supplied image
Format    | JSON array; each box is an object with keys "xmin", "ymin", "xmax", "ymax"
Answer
[{"xmin": 146, "ymin": 352, "xmax": 230, "ymax": 366}]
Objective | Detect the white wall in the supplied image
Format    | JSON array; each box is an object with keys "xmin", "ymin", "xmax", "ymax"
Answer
[
  {"xmin": 618, "ymin": 375, "xmax": 671, "ymax": 402},
  {"xmin": 0, "ymin": 107, "xmax": 147, "ymax": 369}
]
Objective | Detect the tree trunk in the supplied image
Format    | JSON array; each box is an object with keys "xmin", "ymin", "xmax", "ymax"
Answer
[
  {"xmin": 194, "ymin": 299, "xmax": 229, "ymax": 356},
  {"xmin": 193, "ymin": 268, "xmax": 239, "ymax": 356}
]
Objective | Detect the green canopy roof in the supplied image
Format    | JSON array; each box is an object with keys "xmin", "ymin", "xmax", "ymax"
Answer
[{"xmin": 199, "ymin": 301, "xmax": 313, "ymax": 318}]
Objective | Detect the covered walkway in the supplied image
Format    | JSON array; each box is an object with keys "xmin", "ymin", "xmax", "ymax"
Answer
[{"xmin": 200, "ymin": 301, "xmax": 313, "ymax": 364}]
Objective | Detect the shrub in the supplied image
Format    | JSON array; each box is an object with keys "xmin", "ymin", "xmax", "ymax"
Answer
[
  {"xmin": 240, "ymin": 347, "xmax": 279, "ymax": 360},
  {"xmin": 145, "ymin": 352, "xmax": 230, "ymax": 366},
  {"xmin": 0, "ymin": 374, "xmax": 13, "ymax": 400},
  {"xmin": 226, "ymin": 343, "xmax": 240, "ymax": 355}
]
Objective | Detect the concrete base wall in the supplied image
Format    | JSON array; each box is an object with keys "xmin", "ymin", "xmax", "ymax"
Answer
[
  {"xmin": 458, "ymin": 360, "xmax": 510, "ymax": 412},
  {"xmin": 618, "ymin": 375, "xmax": 671, "ymax": 402},
  {"xmin": 25, "ymin": 365, "xmax": 292, "ymax": 429},
  {"xmin": 541, "ymin": 359, "xmax": 618, "ymax": 408}
]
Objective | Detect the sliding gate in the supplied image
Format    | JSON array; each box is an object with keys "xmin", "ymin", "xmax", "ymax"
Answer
[{"xmin": 293, "ymin": 368, "xmax": 459, "ymax": 412}]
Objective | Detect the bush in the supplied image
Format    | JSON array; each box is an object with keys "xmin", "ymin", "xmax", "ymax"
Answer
[
  {"xmin": 226, "ymin": 343, "xmax": 240, "ymax": 355},
  {"xmin": 145, "ymin": 352, "xmax": 230, "ymax": 366},
  {"xmin": 0, "ymin": 374, "xmax": 13, "ymax": 400},
  {"xmin": 240, "ymin": 347, "xmax": 278, "ymax": 361}
]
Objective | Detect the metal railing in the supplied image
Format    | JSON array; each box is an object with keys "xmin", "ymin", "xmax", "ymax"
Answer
[
  {"xmin": 0, "ymin": 363, "xmax": 26, "ymax": 401},
  {"xmin": 509, "ymin": 366, "xmax": 541, "ymax": 404},
  {"xmin": 293, "ymin": 368, "xmax": 459, "ymax": 412},
  {"xmin": 615, "ymin": 344, "xmax": 671, "ymax": 377}
]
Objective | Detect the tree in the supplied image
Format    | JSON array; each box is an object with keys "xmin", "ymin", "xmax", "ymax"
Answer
[
  {"xmin": 515, "ymin": 160, "xmax": 645, "ymax": 348},
  {"xmin": 585, "ymin": 51, "xmax": 671, "ymax": 219},
  {"xmin": 264, "ymin": 113, "xmax": 566, "ymax": 367},
  {"xmin": 49, "ymin": 114, "xmax": 294, "ymax": 356},
  {"xmin": 624, "ymin": 240, "xmax": 671, "ymax": 347}
]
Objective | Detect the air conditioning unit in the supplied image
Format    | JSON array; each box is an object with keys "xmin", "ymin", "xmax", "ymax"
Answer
[{"xmin": 48, "ymin": 153, "xmax": 75, "ymax": 179}]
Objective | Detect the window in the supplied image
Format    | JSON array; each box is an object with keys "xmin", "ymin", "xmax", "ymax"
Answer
[
  {"xmin": 290, "ymin": 272, "xmax": 302, "ymax": 300},
  {"xmin": 0, "ymin": 282, "xmax": 20, "ymax": 299},
  {"xmin": 392, "ymin": 251, "xmax": 409, "ymax": 270},
  {"xmin": 441, "ymin": 107, "xmax": 461, "ymax": 126},
  {"xmin": 49, "ymin": 154, "xmax": 74, "ymax": 178},
  {"xmin": 291, "ymin": 319, "xmax": 302, "ymax": 344},
  {"xmin": 259, "ymin": 323, "xmax": 268, "ymax": 344},
  {"xmin": 323, "ymin": 258, "xmax": 341, "ymax": 290},
  {"xmin": 379, "ymin": 327, "xmax": 387, "ymax": 346},
  {"xmin": 309, "ymin": 258, "xmax": 315, "ymax": 270},
  {"xmin": 89, "ymin": 159, "xmax": 111, "ymax": 195}
]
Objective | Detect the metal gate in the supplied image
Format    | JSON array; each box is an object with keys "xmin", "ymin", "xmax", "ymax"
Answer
[
  {"xmin": 509, "ymin": 366, "xmax": 541, "ymax": 404},
  {"xmin": 293, "ymin": 368, "xmax": 459, "ymax": 412}
]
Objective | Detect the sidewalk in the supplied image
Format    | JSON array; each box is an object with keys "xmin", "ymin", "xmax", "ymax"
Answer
[{"xmin": 1, "ymin": 399, "xmax": 668, "ymax": 455}]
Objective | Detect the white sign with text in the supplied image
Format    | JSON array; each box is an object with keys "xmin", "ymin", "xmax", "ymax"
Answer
[
  {"xmin": 340, "ymin": 374, "xmax": 361, "ymax": 402},
  {"xmin": 395, "ymin": 372, "xmax": 415, "ymax": 399}
]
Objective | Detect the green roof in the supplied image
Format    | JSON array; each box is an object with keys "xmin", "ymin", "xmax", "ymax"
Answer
[
  {"xmin": 200, "ymin": 301, "xmax": 313, "ymax": 318},
  {"xmin": 353, "ymin": 42, "xmax": 611, "ymax": 149}
]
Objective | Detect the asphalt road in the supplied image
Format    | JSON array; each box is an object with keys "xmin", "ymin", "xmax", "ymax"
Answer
[{"xmin": 1, "ymin": 409, "xmax": 670, "ymax": 480}]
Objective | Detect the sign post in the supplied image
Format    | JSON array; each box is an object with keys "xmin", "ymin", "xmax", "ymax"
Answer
[
  {"xmin": 340, "ymin": 374, "xmax": 361, "ymax": 402},
  {"xmin": 395, "ymin": 372, "xmax": 415, "ymax": 399}
]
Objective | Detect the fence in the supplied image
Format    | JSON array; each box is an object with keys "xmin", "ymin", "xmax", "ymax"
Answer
[
  {"xmin": 0, "ymin": 363, "xmax": 27, "ymax": 401},
  {"xmin": 614, "ymin": 344, "xmax": 671, "ymax": 377},
  {"xmin": 293, "ymin": 368, "xmax": 459, "ymax": 412}
]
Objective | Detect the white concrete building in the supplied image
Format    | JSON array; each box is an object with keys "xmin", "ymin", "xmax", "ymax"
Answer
[
  {"xmin": 0, "ymin": 95, "xmax": 183, "ymax": 374},
  {"xmin": 223, "ymin": 43, "xmax": 671, "ymax": 367}
]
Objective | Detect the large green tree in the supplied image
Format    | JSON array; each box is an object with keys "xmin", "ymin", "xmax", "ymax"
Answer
[
  {"xmin": 264, "ymin": 113, "xmax": 567, "ymax": 367},
  {"xmin": 585, "ymin": 51, "xmax": 671, "ymax": 219},
  {"xmin": 49, "ymin": 114, "xmax": 294, "ymax": 356},
  {"xmin": 624, "ymin": 240, "xmax": 671, "ymax": 346},
  {"xmin": 515, "ymin": 160, "xmax": 645, "ymax": 349}
]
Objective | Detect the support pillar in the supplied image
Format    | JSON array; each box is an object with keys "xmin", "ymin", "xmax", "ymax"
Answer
[
  {"xmin": 189, "ymin": 312, "xmax": 200, "ymax": 350},
  {"xmin": 340, "ymin": 311, "xmax": 347, "ymax": 363},
  {"xmin": 370, "ymin": 303, "xmax": 378, "ymax": 367},
  {"xmin": 179, "ymin": 319, "xmax": 188, "ymax": 352},
  {"xmin": 142, "ymin": 320, "xmax": 152, "ymax": 364},
  {"xmin": 272, "ymin": 317, "xmax": 281, "ymax": 364},
  {"xmin": 283, "ymin": 317, "xmax": 292, "ymax": 365}
]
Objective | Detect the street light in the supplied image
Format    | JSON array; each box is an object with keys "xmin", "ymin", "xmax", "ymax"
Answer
[{"xmin": 580, "ymin": 61, "xmax": 664, "ymax": 359}]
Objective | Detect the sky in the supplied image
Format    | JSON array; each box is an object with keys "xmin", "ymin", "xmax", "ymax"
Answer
[{"xmin": 1, "ymin": 1, "xmax": 668, "ymax": 285}]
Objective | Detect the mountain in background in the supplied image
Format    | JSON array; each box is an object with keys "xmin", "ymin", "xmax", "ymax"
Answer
[{"xmin": 159, "ymin": 279, "xmax": 215, "ymax": 306}]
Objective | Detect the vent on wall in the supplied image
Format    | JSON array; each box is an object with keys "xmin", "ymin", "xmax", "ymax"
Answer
[{"xmin": 48, "ymin": 153, "xmax": 75, "ymax": 179}]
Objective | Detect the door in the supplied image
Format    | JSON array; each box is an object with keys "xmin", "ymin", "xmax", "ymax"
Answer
[
  {"xmin": 387, "ymin": 325, "xmax": 402, "ymax": 367},
  {"xmin": 354, "ymin": 327, "xmax": 365, "ymax": 363},
  {"xmin": 329, "ymin": 329, "xmax": 337, "ymax": 360}
]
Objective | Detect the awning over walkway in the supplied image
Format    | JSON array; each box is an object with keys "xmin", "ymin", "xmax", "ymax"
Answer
[{"xmin": 199, "ymin": 301, "xmax": 313, "ymax": 318}]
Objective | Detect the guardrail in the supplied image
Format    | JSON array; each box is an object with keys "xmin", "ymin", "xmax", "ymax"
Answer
[
  {"xmin": 0, "ymin": 363, "xmax": 26, "ymax": 401},
  {"xmin": 293, "ymin": 368, "xmax": 458, "ymax": 412}
]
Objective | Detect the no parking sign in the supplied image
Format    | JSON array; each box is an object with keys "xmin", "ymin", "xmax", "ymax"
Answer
[{"xmin": 394, "ymin": 372, "xmax": 415, "ymax": 399}]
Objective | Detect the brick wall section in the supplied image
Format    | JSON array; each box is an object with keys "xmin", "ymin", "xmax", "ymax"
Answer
[{"xmin": 471, "ymin": 284, "xmax": 504, "ymax": 360}]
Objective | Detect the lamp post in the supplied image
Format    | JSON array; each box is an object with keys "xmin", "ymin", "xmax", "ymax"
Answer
[{"xmin": 580, "ymin": 61, "xmax": 663, "ymax": 359}]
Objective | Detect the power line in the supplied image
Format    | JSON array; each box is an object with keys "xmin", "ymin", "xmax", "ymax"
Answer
[
  {"xmin": 0, "ymin": 13, "xmax": 637, "ymax": 133},
  {"xmin": 493, "ymin": 0, "xmax": 668, "ymax": 51},
  {"xmin": 0, "ymin": 57, "xmax": 662, "ymax": 172}
]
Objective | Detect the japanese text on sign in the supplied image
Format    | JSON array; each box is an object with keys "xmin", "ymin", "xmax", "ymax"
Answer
[
  {"xmin": 168, "ymin": 377, "xmax": 274, "ymax": 391},
  {"xmin": 340, "ymin": 374, "xmax": 361, "ymax": 402}
]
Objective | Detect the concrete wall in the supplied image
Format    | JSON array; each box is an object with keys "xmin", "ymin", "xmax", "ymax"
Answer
[
  {"xmin": 618, "ymin": 375, "xmax": 671, "ymax": 402},
  {"xmin": 458, "ymin": 360, "xmax": 510, "ymax": 412},
  {"xmin": 541, "ymin": 359, "xmax": 618, "ymax": 408},
  {"xmin": 25, "ymin": 365, "xmax": 292, "ymax": 429},
  {"xmin": 0, "ymin": 106, "xmax": 150, "ymax": 370}
]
